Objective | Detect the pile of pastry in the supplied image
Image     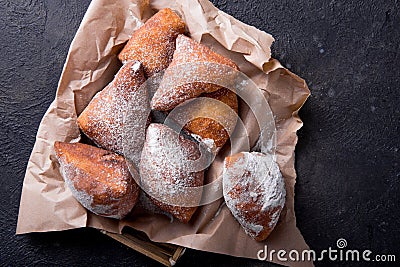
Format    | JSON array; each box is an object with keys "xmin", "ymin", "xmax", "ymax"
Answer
[{"xmin": 54, "ymin": 8, "xmax": 286, "ymax": 241}]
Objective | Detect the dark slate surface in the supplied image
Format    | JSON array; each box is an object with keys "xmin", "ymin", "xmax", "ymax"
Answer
[{"xmin": 0, "ymin": 0, "xmax": 399, "ymax": 266}]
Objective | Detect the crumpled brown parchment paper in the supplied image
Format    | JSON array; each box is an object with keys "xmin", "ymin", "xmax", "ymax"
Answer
[{"xmin": 17, "ymin": 0, "xmax": 312, "ymax": 266}]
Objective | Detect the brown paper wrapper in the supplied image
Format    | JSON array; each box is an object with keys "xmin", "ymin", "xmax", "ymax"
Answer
[{"xmin": 17, "ymin": 0, "xmax": 311, "ymax": 266}]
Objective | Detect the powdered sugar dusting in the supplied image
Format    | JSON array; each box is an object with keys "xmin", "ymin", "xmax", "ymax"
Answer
[
  {"xmin": 77, "ymin": 61, "xmax": 148, "ymax": 158},
  {"xmin": 118, "ymin": 8, "xmax": 186, "ymax": 77},
  {"xmin": 55, "ymin": 142, "xmax": 140, "ymax": 219},
  {"xmin": 222, "ymin": 152, "xmax": 286, "ymax": 240},
  {"xmin": 268, "ymin": 207, "xmax": 282, "ymax": 229},
  {"xmin": 191, "ymin": 133, "xmax": 216, "ymax": 154},
  {"xmin": 151, "ymin": 35, "xmax": 239, "ymax": 111},
  {"xmin": 139, "ymin": 123, "xmax": 204, "ymax": 223},
  {"xmin": 249, "ymin": 191, "xmax": 258, "ymax": 202},
  {"xmin": 130, "ymin": 60, "xmax": 141, "ymax": 72}
]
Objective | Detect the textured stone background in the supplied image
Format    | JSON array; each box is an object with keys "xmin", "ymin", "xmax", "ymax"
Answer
[{"xmin": 0, "ymin": 0, "xmax": 399, "ymax": 266}]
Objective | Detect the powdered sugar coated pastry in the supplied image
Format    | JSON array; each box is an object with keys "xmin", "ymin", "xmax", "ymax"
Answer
[
  {"xmin": 118, "ymin": 8, "xmax": 186, "ymax": 77},
  {"xmin": 222, "ymin": 152, "xmax": 286, "ymax": 241},
  {"xmin": 151, "ymin": 34, "xmax": 239, "ymax": 111},
  {"xmin": 54, "ymin": 141, "xmax": 140, "ymax": 219},
  {"xmin": 139, "ymin": 123, "xmax": 204, "ymax": 223},
  {"xmin": 77, "ymin": 61, "xmax": 148, "ymax": 158}
]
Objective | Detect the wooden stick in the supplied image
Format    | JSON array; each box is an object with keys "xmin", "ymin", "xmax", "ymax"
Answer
[{"xmin": 101, "ymin": 230, "xmax": 185, "ymax": 266}]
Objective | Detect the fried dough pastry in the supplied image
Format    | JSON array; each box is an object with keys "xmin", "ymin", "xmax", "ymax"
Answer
[
  {"xmin": 139, "ymin": 123, "xmax": 204, "ymax": 223},
  {"xmin": 77, "ymin": 61, "xmax": 147, "ymax": 158},
  {"xmin": 151, "ymin": 34, "xmax": 239, "ymax": 111},
  {"xmin": 151, "ymin": 35, "xmax": 239, "ymax": 149},
  {"xmin": 223, "ymin": 152, "xmax": 286, "ymax": 241},
  {"xmin": 118, "ymin": 8, "xmax": 186, "ymax": 77},
  {"xmin": 54, "ymin": 141, "xmax": 140, "ymax": 219},
  {"xmin": 183, "ymin": 87, "xmax": 238, "ymax": 149}
]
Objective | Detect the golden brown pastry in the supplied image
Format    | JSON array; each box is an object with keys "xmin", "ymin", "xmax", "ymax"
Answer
[
  {"xmin": 223, "ymin": 152, "xmax": 286, "ymax": 241},
  {"xmin": 151, "ymin": 34, "xmax": 239, "ymax": 111},
  {"xmin": 151, "ymin": 35, "xmax": 239, "ymax": 149},
  {"xmin": 118, "ymin": 8, "xmax": 186, "ymax": 77},
  {"xmin": 77, "ymin": 60, "xmax": 147, "ymax": 159},
  {"xmin": 139, "ymin": 123, "xmax": 204, "ymax": 223},
  {"xmin": 183, "ymin": 87, "xmax": 238, "ymax": 149},
  {"xmin": 54, "ymin": 141, "xmax": 140, "ymax": 219}
]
